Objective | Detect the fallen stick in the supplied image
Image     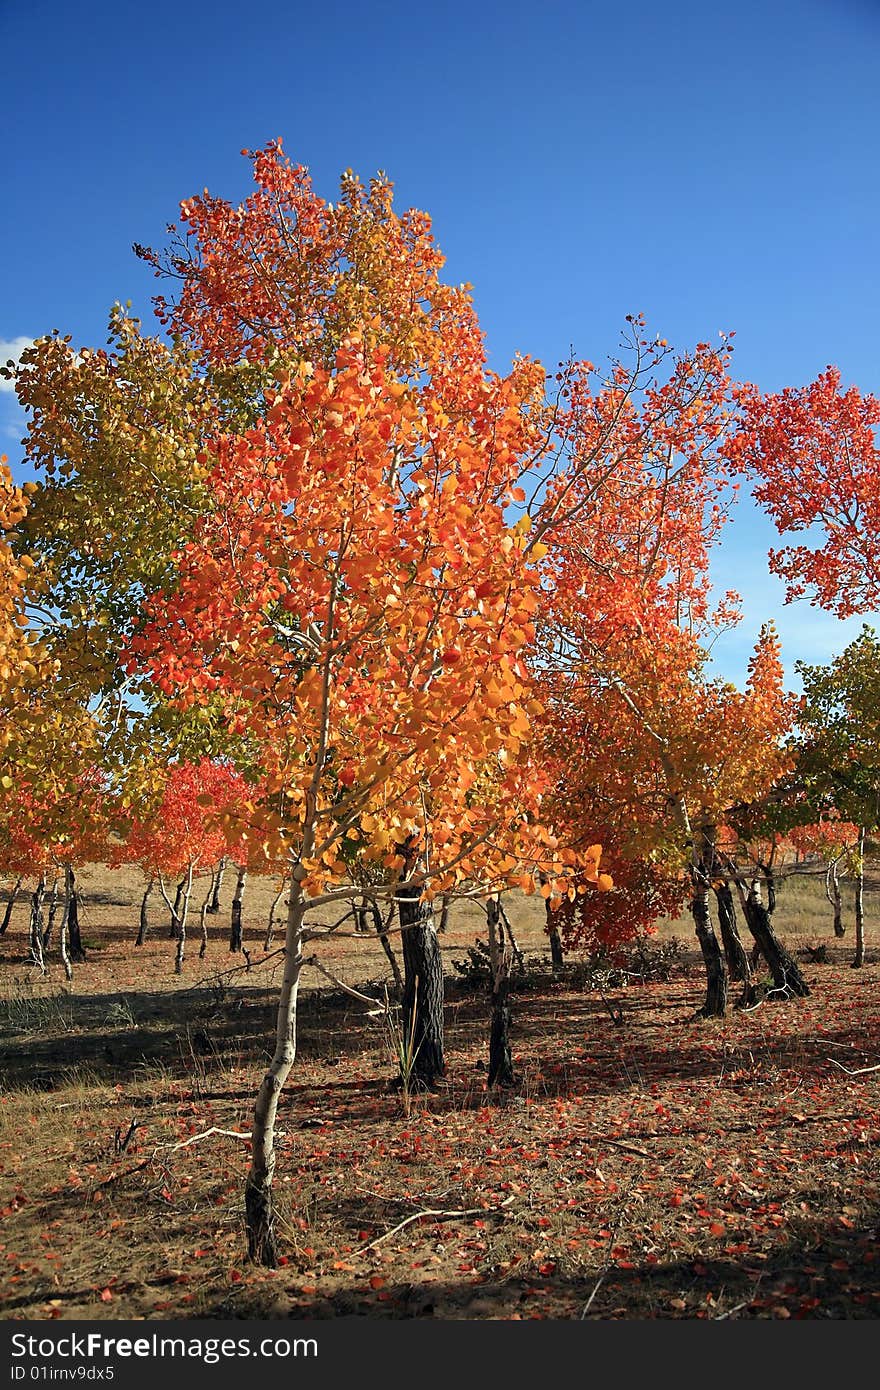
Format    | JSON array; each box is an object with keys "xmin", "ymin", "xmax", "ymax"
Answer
[{"xmin": 359, "ymin": 1194, "xmax": 517, "ymax": 1252}]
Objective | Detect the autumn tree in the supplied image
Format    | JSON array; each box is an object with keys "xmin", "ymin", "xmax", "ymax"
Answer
[{"xmin": 791, "ymin": 628, "xmax": 880, "ymax": 967}]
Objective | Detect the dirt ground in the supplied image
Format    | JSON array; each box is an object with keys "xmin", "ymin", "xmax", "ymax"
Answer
[{"xmin": 1, "ymin": 863, "xmax": 879, "ymax": 1320}]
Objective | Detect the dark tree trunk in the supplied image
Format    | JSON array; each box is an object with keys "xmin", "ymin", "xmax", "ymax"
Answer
[
  {"xmin": 136, "ymin": 878, "xmax": 154, "ymax": 946},
  {"xmin": 42, "ymin": 875, "xmax": 59, "ymax": 950},
  {"xmin": 168, "ymin": 877, "xmax": 185, "ymax": 938},
  {"xmin": 58, "ymin": 864, "xmax": 74, "ymax": 982},
  {"xmin": 545, "ymin": 899, "xmax": 564, "ymax": 967},
  {"xmin": 498, "ymin": 900, "xmax": 526, "ymax": 972},
  {"xmin": 370, "ymin": 898, "xmax": 403, "ymax": 993},
  {"xmin": 743, "ymin": 886, "xmax": 810, "ymax": 997},
  {"xmin": 0, "ymin": 877, "xmax": 22, "ymax": 935},
  {"xmin": 715, "ymin": 881, "xmax": 757, "ymax": 1008},
  {"xmin": 826, "ymin": 858, "xmax": 845, "ymax": 938},
  {"xmin": 437, "ymin": 894, "xmax": 450, "ymax": 935},
  {"xmin": 174, "ymin": 866, "xmax": 194, "ymax": 974},
  {"xmin": 67, "ymin": 867, "xmax": 86, "ymax": 962},
  {"xmin": 206, "ymin": 856, "xmax": 227, "ymax": 914},
  {"xmin": 29, "ymin": 875, "xmax": 46, "ymax": 972},
  {"xmin": 396, "ymin": 876, "xmax": 445, "ymax": 1088},
  {"xmin": 692, "ymin": 882, "xmax": 728, "ymax": 1018},
  {"xmin": 853, "ymin": 827, "xmax": 866, "ymax": 968},
  {"xmin": 486, "ymin": 899, "xmax": 515, "ymax": 1086},
  {"xmin": 230, "ymin": 866, "xmax": 247, "ymax": 952}
]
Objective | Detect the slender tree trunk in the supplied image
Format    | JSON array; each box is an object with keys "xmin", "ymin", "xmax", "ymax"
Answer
[
  {"xmin": 58, "ymin": 864, "xmax": 74, "ymax": 982},
  {"xmin": 486, "ymin": 898, "xmax": 515, "ymax": 1086},
  {"xmin": 743, "ymin": 881, "xmax": 810, "ymax": 997},
  {"xmin": 264, "ymin": 877, "xmax": 287, "ymax": 951},
  {"xmin": 852, "ymin": 827, "xmax": 866, "ymax": 968},
  {"xmin": 826, "ymin": 857, "xmax": 845, "ymax": 938},
  {"xmin": 545, "ymin": 898, "xmax": 564, "ymax": 968},
  {"xmin": 437, "ymin": 894, "xmax": 450, "ymax": 935},
  {"xmin": 245, "ymin": 869, "xmax": 308, "ymax": 1267},
  {"xmin": 168, "ymin": 877, "xmax": 185, "ymax": 938},
  {"xmin": 42, "ymin": 875, "xmax": 59, "ymax": 950},
  {"xmin": 715, "ymin": 881, "xmax": 756, "ymax": 1008},
  {"xmin": 396, "ymin": 867, "xmax": 445, "ymax": 1089},
  {"xmin": 370, "ymin": 899, "xmax": 403, "ymax": 993},
  {"xmin": 230, "ymin": 866, "xmax": 247, "ymax": 952},
  {"xmin": 199, "ymin": 875, "xmax": 215, "ymax": 959},
  {"xmin": 206, "ymin": 856, "xmax": 227, "ymax": 914},
  {"xmin": 174, "ymin": 864, "xmax": 194, "ymax": 975},
  {"xmin": 67, "ymin": 867, "xmax": 86, "ymax": 962},
  {"xmin": 692, "ymin": 879, "xmax": 728, "ymax": 1018},
  {"xmin": 29, "ymin": 875, "xmax": 46, "ymax": 972},
  {"xmin": 499, "ymin": 899, "xmax": 525, "ymax": 972},
  {"xmin": 136, "ymin": 878, "xmax": 154, "ymax": 946},
  {"xmin": 0, "ymin": 877, "xmax": 22, "ymax": 935}
]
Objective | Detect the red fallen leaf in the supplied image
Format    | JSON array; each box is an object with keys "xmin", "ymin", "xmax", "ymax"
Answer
[
  {"xmin": 277, "ymin": 1256, "xmax": 289, "ymax": 1267},
  {"xmin": 368, "ymin": 1275, "xmax": 385, "ymax": 1289},
  {"xmin": 538, "ymin": 1261, "xmax": 556, "ymax": 1276},
  {"xmin": 99, "ymin": 1289, "xmax": 112, "ymax": 1303},
  {"xmin": 709, "ymin": 1222, "xmax": 726, "ymax": 1237},
  {"xmin": 300, "ymin": 1285, "xmax": 317, "ymax": 1295},
  {"xmin": 229, "ymin": 1269, "xmax": 242, "ymax": 1283}
]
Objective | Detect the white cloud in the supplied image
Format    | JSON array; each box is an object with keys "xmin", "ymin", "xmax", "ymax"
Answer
[{"xmin": 0, "ymin": 337, "xmax": 35, "ymax": 392}]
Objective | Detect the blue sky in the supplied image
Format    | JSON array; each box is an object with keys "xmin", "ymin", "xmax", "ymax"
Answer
[{"xmin": 2, "ymin": 0, "xmax": 879, "ymax": 686}]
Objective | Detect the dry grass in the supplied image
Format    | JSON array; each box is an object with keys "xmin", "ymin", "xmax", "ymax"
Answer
[{"xmin": 1, "ymin": 862, "xmax": 879, "ymax": 1321}]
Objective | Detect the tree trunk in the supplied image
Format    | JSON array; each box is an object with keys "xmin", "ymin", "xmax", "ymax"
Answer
[
  {"xmin": 245, "ymin": 871, "xmax": 307, "ymax": 1267},
  {"xmin": 58, "ymin": 864, "xmax": 74, "ymax": 982},
  {"xmin": 743, "ymin": 882, "xmax": 810, "ymax": 997},
  {"xmin": 206, "ymin": 856, "xmax": 227, "ymax": 914},
  {"xmin": 29, "ymin": 875, "xmax": 46, "ymax": 972},
  {"xmin": 714, "ymin": 881, "xmax": 756, "ymax": 1008},
  {"xmin": 67, "ymin": 867, "xmax": 86, "ymax": 962},
  {"xmin": 486, "ymin": 899, "xmax": 515, "ymax": 1086},
  {"xmin": 826, "ymin": 858, "xmax": 845, "ymax": 938},
  {"xmin": 852, "ymin": 827, "xmax": 866, "ymax": 968},
  {"xmin": 168, "ymin": 877, "xmax": 185, "ymax": 938},
  {"xmin": 396, "ymin": 874, "xmax": 445, "ymax": 1089},
  {"xmin": 136, "ymin": 878, "xmax": 154, "ymax": 946},
  {"xmin": 0, "ymin": 877, "xmax": 22, "ymax": 935},
  {"xmin": 370, "ymin": 898, "xmax": 403, "ymax": 992},
  {"xmin": 199, "ymin": 876, "xmax": 214, "ymax": 959},
  {"xmin": 499, "ymin": 900, "xmax": 526, "ymax": 972},
  {"xmin": 42, "ymin": 875, "xmax": 59, "ymax": 950},
  {"xmin": 545, "ymin": 899, "xmax": 564, "ymax": 967},
  {"xmin": 264, "ymin": 877, "xmax": 287, "ymax": 951},
  {"xmin": 174, "ymin": 864, "xmax": 194, "ymax": 975},
  {"xmin": 692, "ymin": 881, "xmax": 728, "ymax": 1018},
  {"xmin": 230, "ymin": 866, "xmax": 247, "ymax": 952},
  {"xmin": 437, "ymin": 894, "xmax": 450, "ymax": 935}
]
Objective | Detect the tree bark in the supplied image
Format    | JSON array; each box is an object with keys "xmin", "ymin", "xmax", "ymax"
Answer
[
  {"xmin": 852, "ymin": 826, "xmax": 866, "ymax": 968},
  {"xmin": 692, "ymin": 881, "xmax": 728, "ymax": 1018},
  {"xmin": 486, "ymin": 898, "xmax": 515, "ymax": 1086},
  {"xmin": 174, "ymin": 864, "xmax": 194, "ymax": 975},
  {"xmin": 67, "ymin": 867, "xmax": 86, "ymax": 962},
  {"xmin": 826, "ymin": 857, "xmax": 845, "ymax": 938},
  {"xmin": 0, "ymin": 877, "xmax": 22, "ymax": 935},
  {"xmin": 58, "ymin": 864, "xmax": 74, "ymax": 982},
  {"xmin": 199, "ymin": 874, "xmax": 214, "ymax": 959},
  {"xmin": 29, "ymin": 875, "xmax": 46, "ymax": 972},
  {"xmin": 168, "ymin": 877, "xmax": 185, "ymax": 938},
  {"xmin": 545, "ymin": 899, "xmax": 564, "ymax": 967},
  {"xmin": 714, "ymin": 880, "xmax": 756, "ymax": 1008},
  {"xmin": 245, "ymin": 870, "xmax": 307, "ymax": 1267},
  {"xmin": 230, "ymin": 865, "xmax": 247, "ymax": 952},
  {"xmin": 206, "ymin": 856, "xmax": 227, "ymax": 914},
  {"xmin": 743, "ymin": 881, "xmax": 810, "ymax": 997},
  {"xmin": 42, "ymin": 875, "xmax": 59, "ymax": 950},
  {"xmin": 396, "ymin": 870, "xmax": 445, "ymax": 1089},
  {"xmin": 136, "ymin": 878, "xmax": 154, "ymax": 946}
]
